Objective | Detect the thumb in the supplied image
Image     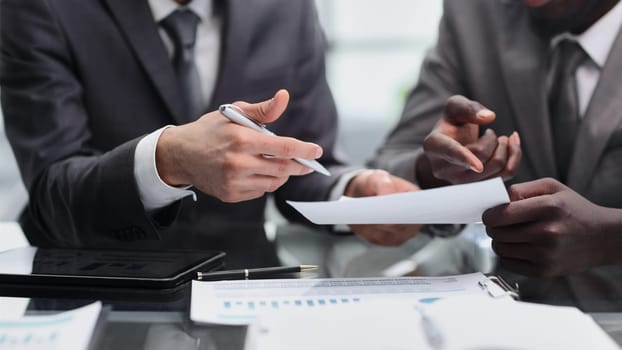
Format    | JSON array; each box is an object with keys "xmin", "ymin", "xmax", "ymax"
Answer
[
  {"xmin": 370, "ymin": 170, "xmax": 418, "ymax": 196},
  {"xmin": 444, "ymin": 95, "xmax": 496, "ymax": 126},
  {"xmin": 233, "ymin": 89, "xmax": 290, "ymax": 124},
  {"xmin": 390, "ymin": 176, "xmax": 420, "ymax": 193}
]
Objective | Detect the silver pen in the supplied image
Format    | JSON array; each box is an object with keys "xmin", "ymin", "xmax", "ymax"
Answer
[
  {"xmin": 219, "ymin": 104, "xmax": 331, "ymax": 176},
  {"xmin": 415, "ymin": 304, "xmax": 445, "ymax": 350}
]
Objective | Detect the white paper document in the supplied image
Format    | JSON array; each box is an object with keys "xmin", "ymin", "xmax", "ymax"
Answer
[
  {"xmin": 0, "ymin": 301, "xmax": 102, "ymax": 350},
  {"xmin": 190, "ymin": 272, "xmax": 510, "ymax": 325},
  {"xmin": 244, "ymin": 300, "xmax": 434, "ymax": 350},
  {"xmin": 245, "ymin": 296, "xmax": 619, "ymax": 350},
  {"xmin": 286, "ymin": 177, "xmax": 509, "ymax": 225}
]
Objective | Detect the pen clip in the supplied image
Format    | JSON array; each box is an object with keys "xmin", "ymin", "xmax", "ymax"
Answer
[{"xmin": 478, "ymin": 276, "xmax": 520, "ymax": 300}]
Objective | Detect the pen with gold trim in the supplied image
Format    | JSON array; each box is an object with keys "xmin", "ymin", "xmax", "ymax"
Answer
[{"xmin": 196, "ymin": 265, "xmax": 318, "ymax": 281}]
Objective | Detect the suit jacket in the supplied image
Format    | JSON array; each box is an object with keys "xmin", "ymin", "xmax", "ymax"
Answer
[
  {"xmin": 0, "ymin": 0, "xmax": 353, "ymax": 268},
  {"xmin": 370, "ymin": 0, "xmax": 622, "ymax": 311}
]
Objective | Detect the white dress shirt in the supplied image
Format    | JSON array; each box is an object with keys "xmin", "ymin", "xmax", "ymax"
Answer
[
  {"xmin": 134, "ymin": 0, "xmax": 353, "ymax": 213},
  {"xmin": 134, "ymin": 0, "xmax": 221, "ymax": 211},
  {"xmin": 554, "ymin": 1, "xmax": 622, "ymax": 116}
]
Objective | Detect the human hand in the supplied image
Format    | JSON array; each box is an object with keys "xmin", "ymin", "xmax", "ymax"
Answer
[
  {"xmin": 417, "ymin": 95, "xmax": 521, "ymax": 187},
  {"xmin": 345, "ymin": 170, "xmax": 423, "ymax": 246},
  {"xmin": 483, "ymin": 178, "xmax": 622, "ymax": 277},
  {"xmin": 155, "ymin": 89, "xmax": 323, "ymax": 202}
]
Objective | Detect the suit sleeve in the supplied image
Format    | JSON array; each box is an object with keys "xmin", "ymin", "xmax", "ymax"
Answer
[
  {"xmin": 367, "ymin": 0, "xmax": 468, "ymax": 183},
  {"xmin": 272, "ymin": 1, "xmax": 360, "ymax": 222},
  {"xmin": 0, "ymin": 0, "xmax": 159, "ymax": 247}
]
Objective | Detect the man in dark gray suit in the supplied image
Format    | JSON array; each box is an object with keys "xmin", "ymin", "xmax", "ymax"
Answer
[
  {"xmin": 371, "ymin": 0, "xmax": 622, "ymax": 310},
  {"xmin": 0, "ymin": 0, "xmax": 422, "ymax": 268}
]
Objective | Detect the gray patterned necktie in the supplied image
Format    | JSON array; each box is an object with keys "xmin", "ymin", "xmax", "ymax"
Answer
[
  {"xmin": 547, "ymin": 40, "xmax": 590, "ymax": 183},
  {"xmin": 161, "ymin": 9, "xmax": 204, "ymax": 119}
]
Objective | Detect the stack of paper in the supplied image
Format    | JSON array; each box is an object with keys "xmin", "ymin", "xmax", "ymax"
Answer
[{"xmin": 190, "ymin": 271, "xmax": 619, "ymax": 350}]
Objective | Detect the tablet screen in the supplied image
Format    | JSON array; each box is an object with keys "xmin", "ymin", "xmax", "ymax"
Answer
[{"xmin": 0, "ymin": 247, "xmax": 225, "ymax": 288}]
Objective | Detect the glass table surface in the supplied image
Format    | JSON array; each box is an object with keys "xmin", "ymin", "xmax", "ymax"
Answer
[{"xmin": 4, "ymin": 281, "xmax": 622, "ymax": 349}]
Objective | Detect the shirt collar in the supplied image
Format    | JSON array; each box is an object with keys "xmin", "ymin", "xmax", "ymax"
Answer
[
  {"xmin": 552, "ymin": 1, "xmax": 622, "ymax": 68},
  {"xmin": 148, "ymin": 0, "xmax": 212, "ymax": 23}
]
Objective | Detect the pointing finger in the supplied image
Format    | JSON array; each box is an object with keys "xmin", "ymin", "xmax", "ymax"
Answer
[{"xmin": 444, "ymin": 95, "xmax": 496, "ymax": 126}]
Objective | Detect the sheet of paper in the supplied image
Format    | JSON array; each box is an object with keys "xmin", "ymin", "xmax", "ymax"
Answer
[
  {"xmin": 0, "ymin": 301, "xmax": 102, "ymax": 350},
  {"xmin": 245, "ymin": 296, "xmax": 619, "ymax": 350},
  {"xmin": 424, "ymin": 296, "xmax": 620, "ymax": 350},
  {"xmin": 244, "ymin": 301, "xmax": 432, "ymax": 350},
  {"xmin": 286, "ymin": 177, "xmax": 509, "ymax": 224},
  {"xmin": 190, "ymin": 272, "xmax": 509, "ymax": 325}
]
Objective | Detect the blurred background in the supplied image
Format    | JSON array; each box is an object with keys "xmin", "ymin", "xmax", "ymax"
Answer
[
  {"xmin": 0, "ymin": 0, "xmax": 443, "ymax": 221},
  {"xmin": 316, "ymin": 0, "xmax": 442, "ymax": 164}
]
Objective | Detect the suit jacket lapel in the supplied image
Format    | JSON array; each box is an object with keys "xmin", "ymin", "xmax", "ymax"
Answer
[
  {"xmin": 567, "ymin": 28, "xmax": 622, "ymax": 192},
  {"xmin": 104, "ymin": 0, "xmax": 187, "ymax": 124},
  {"xmin": 208, "ymin": 0, "xmax": 251, "ymax": 109},
  {"xmin": 497, "ymin": 3, "xmax": 558, "ymax": 179}
]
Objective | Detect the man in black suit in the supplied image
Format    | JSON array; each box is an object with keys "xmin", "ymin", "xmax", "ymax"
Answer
[{"xmin": 0, "ymin": 0, "xmax": 421, "ymax": 268}]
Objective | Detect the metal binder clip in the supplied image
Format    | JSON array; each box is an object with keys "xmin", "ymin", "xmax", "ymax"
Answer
[{"xmin": 478, "ymin": 276, "xmax": 520, "ymax": 300}]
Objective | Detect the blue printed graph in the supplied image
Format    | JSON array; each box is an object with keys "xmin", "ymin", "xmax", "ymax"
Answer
[{"xmin": 222, "ymin": 297, "xmax": 362, "ymax": 311}]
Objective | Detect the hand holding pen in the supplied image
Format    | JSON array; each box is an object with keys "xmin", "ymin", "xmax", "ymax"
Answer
[
  {"xmin": 219, "ymin": 103, "xmax": 330, "ymax": 176},
  {"xmin": 155, "ymin": 89, "xmax": 328, "ymax": 203}
]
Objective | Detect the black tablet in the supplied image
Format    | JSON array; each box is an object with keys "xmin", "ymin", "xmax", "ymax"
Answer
[{"xmin": 0, "ymin": 247, "xmax": 225, "ymax": 289}]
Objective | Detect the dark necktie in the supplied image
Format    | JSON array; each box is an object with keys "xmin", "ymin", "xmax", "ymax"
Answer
[
  {"xmin": 547, "ymin": 40, "xmax": 590, "ymax": 183},
  {"xmin": 161, "ymin": 9, "xmax": 204, "ymax": 119}
]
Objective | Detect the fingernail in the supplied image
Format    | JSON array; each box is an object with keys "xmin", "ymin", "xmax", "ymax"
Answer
[
  {"xmin": 477, "ymin": 109, "xmax": 494, "ymax": 119},
  {"xmin": 314, "ymin": 147, "xmax": 322, "ymax": 159},
  {"xmin": 511, "ymin": 131, "xmax": 521, "ymax": 146},
  {"xmin": 469, "ymin": 165, "xmax": 483, "ymax": 173}
]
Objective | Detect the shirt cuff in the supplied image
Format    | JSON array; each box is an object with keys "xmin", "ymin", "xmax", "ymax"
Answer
[
  {"xmin": 329, "ymin": 169, "xmax": 367, "ymax": 232},
  {"xmin": 328, "ymin": 169, "xmax": 368, "ymax": 201},
  {"xmin": 134, "ymin": 126, "xmax": 197, "ymax": 212}
]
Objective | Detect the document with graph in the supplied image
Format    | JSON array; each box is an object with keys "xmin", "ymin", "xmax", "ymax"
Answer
[{"xmin": 190, "ymin": 272, "xmax": 517, "ymax": 325}]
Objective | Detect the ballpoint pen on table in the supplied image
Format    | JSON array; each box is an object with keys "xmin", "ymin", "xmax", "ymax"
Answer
[
  {"xmin": 415, "ymin": 304, "xmax": 445, "ymax": 350},
  {"xmin": 195, "ymin": 265, "xmax": 319, "ymax": 281},
  {"xmin": 218, "ymin": 104, "xmax": 331, "ymax": 176}
]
